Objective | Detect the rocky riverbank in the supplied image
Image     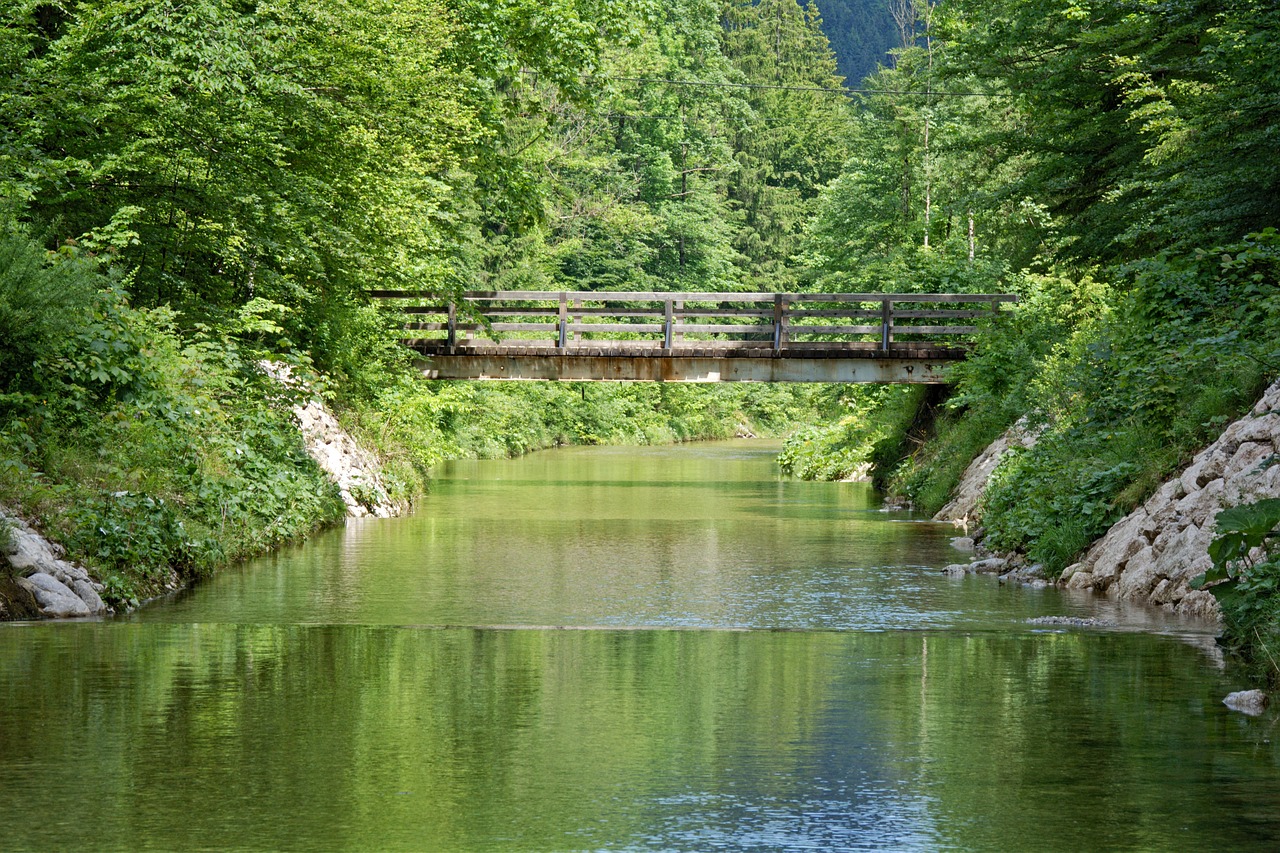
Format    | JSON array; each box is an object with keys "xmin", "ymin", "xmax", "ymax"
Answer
[
  {"xmin": 0, "ymin": 509, "xmax": 108, "ymax": 620},
  {"xmin": 1, "ymin": 365, "xmax": 403, "ymax": 620},
  {"xmin": 1058, "ymin": 380, "xmax": 1280, "ymax": 618},
  {"xmin": 936, "ymin": 379, "xmax": 1280, "ymax": 625}
]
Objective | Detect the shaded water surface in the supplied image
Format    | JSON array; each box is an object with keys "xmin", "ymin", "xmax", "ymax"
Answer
[{"xmin": 2, "ymin": 441, "xmax": 1278, "ymax": 851}]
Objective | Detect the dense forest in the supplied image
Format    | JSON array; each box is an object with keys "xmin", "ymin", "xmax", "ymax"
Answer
[
  {"xmin": 2, "ymin": 0, "xmax": 1278, "ymax": 674},
  {"xmin": 814, "ymin": 0, "xmax": 897, "ymax": 83}
]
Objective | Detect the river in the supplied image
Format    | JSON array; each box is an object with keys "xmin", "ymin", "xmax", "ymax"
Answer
[{"xmin": 2, "ymin": 440, "xmax": 1278, "ymax": 851}]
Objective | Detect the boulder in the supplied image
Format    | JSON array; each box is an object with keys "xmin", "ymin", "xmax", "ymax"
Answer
[
  {"xmin": 1087, "ymin": 527, "xmax": 1147, "ymax": 583},
  {"xmin": 1064, "ymin": 569, "xmax": 1096, "ymax": 591},
  {"xmin": 1223, "ymin": 441, "xmax": 1275, "ymax": 482},
  {"xmin": 1174, "ymin": 479, "xmax": 1224, "ymax": 528},
  {"xmin": 4, "ymin": 525, "xmax": 61, "ymax": 575},
  {"xmin": 1153, "ymin": 524, "xmax": 1213, "ymax": 581},
  {"xmin": 71, "ymin": 579, "xmax": 107, "ymax": 615},
  {"xmin": 15, "ymin": 573, "xmax": 91, "ymax": 618},
  {"xmin": 1115, "ymin": 546, "xmax": 1160, "ymax": 599},
  {"xmin": 1223, "ymin": 690, "xmax": 1269, "ymax": 716},
  {"xmin": 1176, "ymin": 590, "xmax": 1220, "ymax": 619},
  {"xmin": 970, "ymin": 557, "xmax": 1010, "ymax": 574}
]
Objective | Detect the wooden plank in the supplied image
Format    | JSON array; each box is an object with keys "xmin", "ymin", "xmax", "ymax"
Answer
[
  {"xmin": 674, "ymin": 308, "xmax": 774, "ymax": 318},
  {"xmin": 488, "ymin": 322, "xmax": 559, "ymax": 332},
  {"xmin": 372, "ymin": 289, "xmax": 1020, "ymax": 304},
  {"xmin": 891, "ymin": 309, "xmax": 989, "ymax": 319},
  {"xmin": 665, "ymin": 324, "xmax": 773, "ymax": 335},
  {"xmin": 568, "ymin": 323, "xmax": 665, "ymax": 334},
  {"xmin": 785, "ymin": 325, "xmax": 883, "ymax": 336},
  {"xmin": 788, "ymin": 309, "xmax": 882, "ymax": 319},
  {"xmin": 891, "ymin": 325, "xmax": 980, "ymax": 334}
]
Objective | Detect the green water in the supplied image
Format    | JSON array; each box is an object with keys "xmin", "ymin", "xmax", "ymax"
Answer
[{"xmin": 2, "ymin": 441, "xmax": 1278, "ymax": 851}]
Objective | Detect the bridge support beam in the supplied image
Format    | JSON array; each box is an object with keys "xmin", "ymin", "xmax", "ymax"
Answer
[{"xmin": 415, "ymin": 352, "xmax": 956, "ymax": 383}]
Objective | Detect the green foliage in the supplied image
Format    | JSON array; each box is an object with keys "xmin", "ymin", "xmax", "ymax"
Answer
[
  {"xmin": 779, "ymin": 384, "xmax": 928, "ymax": 483},
  {"xmin": 812, "ymin": 0, "xmax": 898, "ymax": 83},
  {"xmin": 0, "ymin": 227, "xmax": 100, "ymax": 396},
  {"xmin": 0, "ymin": 255, "xmax": 347, "ymax": 599},
  {"xmin": 1193, "ymin": 500, "xmax": 1280, "ymax": 683},
  {"xmin": 66, "ymin": 491, "xmax": 222, "ymax": 582},
  {"xmin": 972, "ymin": 233, "xmax": 1280, "ymax": 571},
  {"xmin": 349, "ymin": 378, "xmax": 819, "ymax": 500},
  {"xmin": 1199, "ymin": 500, "xmax": 1280, "ymax": 588},
  {"xmin": 886, "ymin": 400, "xmax": 1008, "ymax": 515}
]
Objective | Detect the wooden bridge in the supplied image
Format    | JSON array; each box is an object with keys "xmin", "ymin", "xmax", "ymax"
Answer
[{"xmin": 371, "ymin": 290, "xmax": 1018, "ymax": 383}]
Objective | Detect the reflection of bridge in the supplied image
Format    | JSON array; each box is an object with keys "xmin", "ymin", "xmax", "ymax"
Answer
[{"xmin": 371, "ymin": 290, "xmax": 1018, "ymax": 383}]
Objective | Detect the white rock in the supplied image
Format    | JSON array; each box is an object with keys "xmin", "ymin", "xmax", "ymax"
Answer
[
  {"xmin": 5, "ymin": 526, "xmax": 61, "ymax": 575},
  {"xmin": 1087, "ymin": 523, "xmax": 1147, "ymax": 581},
  {"xmin": 970, "ymin": 557, "xmax": 1010, "ymax": 574},
  {"xmin": 71, "ymin": 579, "xmax": 106, "ymax": 615},
  {"xmin": 1115, "ymin": 546, "xmax": 1160, "ymax": 599},
  {"xmin": 1224, "ymin": 441, "xmax": 1275, "ymax": 481},
  {"xmin": 16, "ymin": 573, "xmax": 91, "ymax": 618},
  {"xmin": 1175, "ymin": 590, "xmax": 1221, "ymax": 619},
  {"xmin": 1223, "ymin": 689, "xmax": 1269, "ymax": 715},
  {"xmin": 1153, "ymin": 524, "xmax": 1213, "ymax": 581},
  {"xmin": 1174, "ymin": 479, "xmax": 1224, "ymax": 528},
  {"xmin": 1064, "ymin": 569, "xmax": 1096, "ymax": 590},
  {"xmin": 934, "ymin": 418, "xmax": 1041, "ymax": 523}
]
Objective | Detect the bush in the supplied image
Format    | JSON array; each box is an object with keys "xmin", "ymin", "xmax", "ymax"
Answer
[
  {"xmin": 1193, "ymin": 500, "xmax": 1280, "ymax": 684},
  {"xmin": 0, "ymin": 227, "xmax": 100, "ymax": 398}
]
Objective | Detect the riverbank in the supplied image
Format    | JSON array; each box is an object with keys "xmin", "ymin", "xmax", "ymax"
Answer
[{"xmin": 933, "ymin": 378, "xmax": 1280, "ymax": 677}]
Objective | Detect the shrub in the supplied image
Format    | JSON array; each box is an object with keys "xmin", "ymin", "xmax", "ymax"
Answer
[{"xmin": 0, "ymin": 227, "xmax": 100, "ymax": 398}]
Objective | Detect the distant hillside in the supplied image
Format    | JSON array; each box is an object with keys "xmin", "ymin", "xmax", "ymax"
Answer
[{"xmin": 812, "ymin": 0, "xmax": 898, "ymax": 85}]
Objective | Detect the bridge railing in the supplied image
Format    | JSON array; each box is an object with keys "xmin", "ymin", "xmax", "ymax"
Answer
[{"xmin": 368, "ymin": 290, "xmax": 1019, "ymax": 352}]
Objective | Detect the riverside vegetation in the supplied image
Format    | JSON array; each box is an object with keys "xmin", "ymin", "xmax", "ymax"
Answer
[
  {"xmin": 2, "ymin": 0, "xmax": 1279, "ymax": 682},
  {"xmin": 778, "ymin": 0, "xmax": 1280, "ymax": 681},
  {"xmin": 0, "ymin": 0, "xmax": 859, "ymax": 612}
]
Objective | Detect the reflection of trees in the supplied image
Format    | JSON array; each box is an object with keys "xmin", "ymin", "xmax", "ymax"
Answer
[
  {"xmin": 3, "ymin": 626, "xmax": 1278, "ymax": 849},
  {"xmin": 865, "ymin": 631, "xmax": 1280, "ymax": 851}
]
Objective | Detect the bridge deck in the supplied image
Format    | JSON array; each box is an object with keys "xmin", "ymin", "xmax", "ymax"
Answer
[{"xmin": 411, "ymin": 341, "xmax": 967, "ymax": 383}]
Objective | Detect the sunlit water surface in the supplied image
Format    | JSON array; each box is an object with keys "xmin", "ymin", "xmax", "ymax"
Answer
[{"xmin": 3, "ymin": 441, "xmax": 1278, "ymax": 851}]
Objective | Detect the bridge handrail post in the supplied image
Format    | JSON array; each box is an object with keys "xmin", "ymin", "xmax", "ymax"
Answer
[
  {"xmin": 447, "ymin": 301, "xmax": 457, "ymax": 352},
  {"xmin": 663, "ymin": 298, "xmax": 674, "ymax": 350},
  {"xmin": 673, "ymin": 300, "xmax": 684, "ymax": 345},
  {"xmin": 557, "ymin": 292, "xmax": 568, "ymax": 349},
  {"xmin": 773, "ymin": 294, "xmax": 789, "ymax": 351},
  {"xmin": 880, "ymin": 298, "xmax": 892, "ymax": 351}
]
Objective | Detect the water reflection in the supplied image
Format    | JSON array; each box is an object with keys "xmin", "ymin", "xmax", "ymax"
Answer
[{"xmin": 1, "ymin": 624, "xmax": 1276, "ymax": 851}]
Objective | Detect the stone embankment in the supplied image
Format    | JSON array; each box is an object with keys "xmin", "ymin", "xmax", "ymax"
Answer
[
  {"xmin": 937, "ymin": 379, "xmax": 1280, "ymax": 624},
  {"xmin": 1, "ymin": 509, "xmax": 107, "ymax": 620},
  {"xmin": 1060, "ymin": 379, "xmax": 1280, "ymax": 619},
  {"xmin": 294, "ymin": 396, "xmax": 402, "ymax": 519},
  {"xmin": 934, "ymin": 417, "xmax": 1040, "ymax": 529},
  {"xmin": 263, "ymin": 362, "xmax": 403, "ymax": 520}
]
